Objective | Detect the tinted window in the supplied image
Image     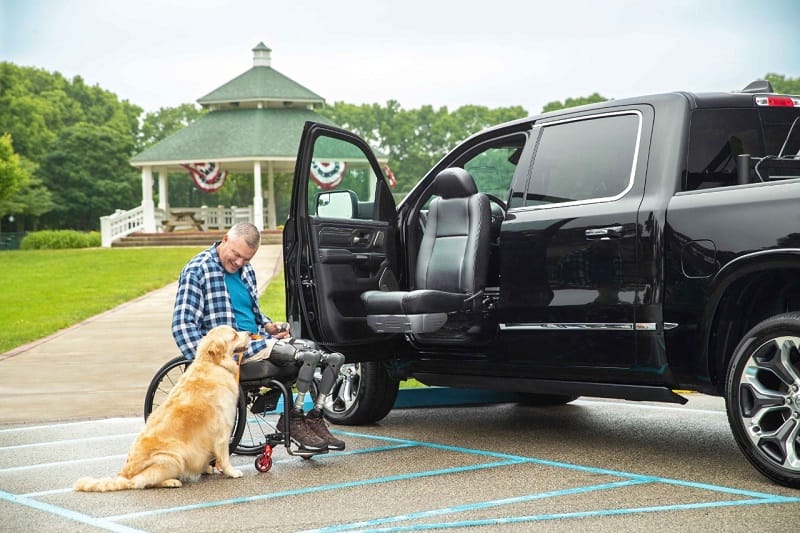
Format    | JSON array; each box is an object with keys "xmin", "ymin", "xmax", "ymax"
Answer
[
  {"xmin": 684, "ymin": 107, "xmax": 800, "ymax": 191},
  {"xmin": 519, "ymin": 113, "xmax": 640, "ymax": 207}
]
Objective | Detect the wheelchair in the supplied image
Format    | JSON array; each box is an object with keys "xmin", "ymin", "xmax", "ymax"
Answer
[{"xmin": 143, "ymin": 341, "xmax": 332, "ymax": 473}]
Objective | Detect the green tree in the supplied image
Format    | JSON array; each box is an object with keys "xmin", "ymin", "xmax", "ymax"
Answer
[
  {"xmin": 39, "ymin": 122, "xmax": 138, "ymax": 230},
  {"xmin": 765, "ymin": 73, "xmax": 800, "ymax": 95},
  {"xmin": 0, "ymin": 173, "xmax": 53, "ymax": 231},
  {"xmin": 541, "ymin": 92, "xmax": 607, "ymax": 113},
  {"xmin": 0, "ymin": 133, "xmax": 29, "ymax": 206},
  {"xmin": 138, "ymin": 103, "xmax": 206, "ymax": 152},
  {"xmin": 319, "ymin": 101, "xmax": 527, "ymax": 194},
  {"xmin": 0, "ymin": 62, "xmax": 142, "ymax": 230}
]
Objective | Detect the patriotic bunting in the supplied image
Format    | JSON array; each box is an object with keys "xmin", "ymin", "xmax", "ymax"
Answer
[
  {"xmin": 310, "ymin": 161, "xmax": 347, "ymax": 190},
  {"xmin": 383, "ymin": 164, "xmax": 397, "ymax": 188},
  {"xmin": 182, "ymin": 162, "xmax": 227, "ymax": 193}
]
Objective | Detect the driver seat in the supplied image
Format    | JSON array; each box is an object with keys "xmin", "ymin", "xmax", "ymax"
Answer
[{"xmin": 361, "ymin": 167, "xmax": 491, "ymax": 333}]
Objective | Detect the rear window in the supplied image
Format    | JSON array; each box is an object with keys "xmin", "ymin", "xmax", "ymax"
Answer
[{"xmin": 684, "ymin": 107, "xmax": 800, "ymax": 191}]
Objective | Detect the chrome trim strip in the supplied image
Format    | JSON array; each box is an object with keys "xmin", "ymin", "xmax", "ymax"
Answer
[{"xmin": 499, "ymin": 322, "xmax": 678, "ymax": 331}]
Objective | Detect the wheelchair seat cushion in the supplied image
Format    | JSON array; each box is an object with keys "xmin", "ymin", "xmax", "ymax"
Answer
[{"xmin": 239, "ymin": 359, "xmax": 297, "ymax": 383}]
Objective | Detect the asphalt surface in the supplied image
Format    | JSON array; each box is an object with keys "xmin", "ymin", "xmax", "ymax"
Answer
[{"xmin": 1, "ymin": 243, "xmax": 799, "ymax": 531}]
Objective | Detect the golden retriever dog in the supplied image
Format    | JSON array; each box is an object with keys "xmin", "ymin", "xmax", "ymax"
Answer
[{"xmin": 74, "ymin": 326, "xmax": 249, "ymax": 491}]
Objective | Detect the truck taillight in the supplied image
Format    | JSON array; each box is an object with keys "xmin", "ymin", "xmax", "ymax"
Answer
[{"xmin": 755, "ymin": 95, "xmax": 800, "ymax": 107}]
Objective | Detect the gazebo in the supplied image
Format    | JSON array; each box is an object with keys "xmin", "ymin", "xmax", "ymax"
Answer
[{"xmin": 100, "ymin": 42, "xmax": 335, "ymax": 246}]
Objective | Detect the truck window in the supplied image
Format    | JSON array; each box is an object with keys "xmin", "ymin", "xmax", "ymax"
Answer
[
  {"xmin": 684, "ymin": 108, "xmax": 800, "ymax": 191},
  {"xmin": 520, "ymin": 112, "xmax": 640, "ymax": 207}
]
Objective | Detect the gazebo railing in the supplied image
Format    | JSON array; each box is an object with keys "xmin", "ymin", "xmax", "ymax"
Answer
[
  {"xmin": 100, "ymin": 206, "xmax": 159, "ymax": 247},
  {"xmin": 198, "ymin": 205, "xmax": 254, "ymax": 229},
  {"xmin": 99, "ymin": 205, "xmax": 263, "ymax": 247}
]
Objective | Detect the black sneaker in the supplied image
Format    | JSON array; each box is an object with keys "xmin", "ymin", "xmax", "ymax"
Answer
[
  {"xmin": 277, "ymin": 410, "xmax": 327, "ymax": 452},
  {"xmin": 306, "ymin": 409, "xmax": 346, "ymax": 451}
]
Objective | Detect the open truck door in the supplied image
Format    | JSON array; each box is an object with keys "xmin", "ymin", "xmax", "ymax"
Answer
[{"xmin": 283, "ymin": 121, "xmax": 403, "ymax": 359}]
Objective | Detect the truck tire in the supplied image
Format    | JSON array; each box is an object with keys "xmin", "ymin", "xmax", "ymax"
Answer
[
  {"xmin": 314, "ymin": 361, "xmax": 400, "ymax": 426},
  {"xmin": 725, "ymin": 312, "xmax": 800, "ymax": 488}
]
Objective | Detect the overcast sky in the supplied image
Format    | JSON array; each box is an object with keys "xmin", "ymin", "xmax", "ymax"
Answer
[{"xmin": 2, "ymin": 0, "xmax": 799, "ymax": 115}]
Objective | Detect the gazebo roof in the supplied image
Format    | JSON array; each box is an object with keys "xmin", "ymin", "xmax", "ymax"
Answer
[
  {"xmin": 130, "ymin": 42, "xmax": 334, "ymax": 172},
  {"xmin": 130, "ymin": 107, "xmax": 335, "ymax": 172},
  {"xmin": 197, "ymin": 43, "xmax": 324, "ymax": 109}
]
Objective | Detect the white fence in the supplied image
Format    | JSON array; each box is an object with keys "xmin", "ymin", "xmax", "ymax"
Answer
[{"xmin": 100, "ymin": 205, "xmax": 261, "ymax": 247}]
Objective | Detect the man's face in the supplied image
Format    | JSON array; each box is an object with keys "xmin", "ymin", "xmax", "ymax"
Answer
[{"xmin": 217, "ymin": 235, "xmax": 257, "ymax": 273}]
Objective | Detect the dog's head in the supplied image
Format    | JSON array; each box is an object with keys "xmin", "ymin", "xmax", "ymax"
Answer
[{"xmin": 196, "ymin": 326, "xmax": 251, "ymax": 372}]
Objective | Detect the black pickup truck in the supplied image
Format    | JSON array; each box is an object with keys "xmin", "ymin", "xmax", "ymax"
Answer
[{"xmin": 283, "ymin": 80, "xmax": 800, "ymax": 487}]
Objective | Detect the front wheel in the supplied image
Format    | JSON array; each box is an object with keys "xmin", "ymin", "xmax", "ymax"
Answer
[
  {"xmin": 313, "ymin": 361, "xmax": 399, "ymax": 425},
  {"xmin": 725, "ymin": 312, "xmax": 800, "ymax": 488}
]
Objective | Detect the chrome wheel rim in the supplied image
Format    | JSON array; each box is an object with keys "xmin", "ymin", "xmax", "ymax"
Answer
[
  {"xmin": 320, "ymin": 363, "xmax": 361, "ymax": 415},
  {"xmin": 738, "ymin": 335, "xmax": 800, "ymax": 471}
]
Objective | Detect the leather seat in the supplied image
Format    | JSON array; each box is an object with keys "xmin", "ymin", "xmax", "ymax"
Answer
[{"xmin": 361, "ymin": 167, "xmax": 491, "ymax": 333}]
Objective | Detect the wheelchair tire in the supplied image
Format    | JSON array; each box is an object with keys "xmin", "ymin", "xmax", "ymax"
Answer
[{"xmin": 143, "ymin": 355, "xmax": 247, "ymax": 454}]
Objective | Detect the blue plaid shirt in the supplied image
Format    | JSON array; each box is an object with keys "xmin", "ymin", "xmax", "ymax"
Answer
[{"xmin": 171, "ymin": 242, "xmax": 272, "ymax": 360}]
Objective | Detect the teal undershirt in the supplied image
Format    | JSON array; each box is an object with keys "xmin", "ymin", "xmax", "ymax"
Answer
[{"xmin": 224, "ymin": 271, "xmax": 258, "ymax": 334}]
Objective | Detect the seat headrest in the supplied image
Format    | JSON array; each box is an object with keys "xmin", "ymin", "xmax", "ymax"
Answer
[{"xmin": 433, "ymin": 168, "xmax": 478, "ymax": 198}]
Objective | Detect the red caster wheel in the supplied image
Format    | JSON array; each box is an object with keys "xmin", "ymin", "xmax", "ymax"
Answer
[{"xmin": 255, "ymin": 446, "xmax": 273, "ymax": 472}]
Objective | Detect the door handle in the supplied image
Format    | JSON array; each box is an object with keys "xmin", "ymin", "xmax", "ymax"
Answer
[{"xmin": 585, "ymin": 225, "xmax": 624, "ymax": 240}]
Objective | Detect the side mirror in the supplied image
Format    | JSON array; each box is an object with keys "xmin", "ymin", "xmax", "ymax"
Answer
[{"xmin": 315, "ymin": 190, "xmax": 357, "ymax": 218}]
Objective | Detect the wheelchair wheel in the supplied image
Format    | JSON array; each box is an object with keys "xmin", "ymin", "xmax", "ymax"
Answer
[
  {"xmin": 235, "ymin": 383, "xmax": 287, "ymax": 455},
  {"xmin": 143, "ymin": 356, "xmax": 247, "ymax": 454}
]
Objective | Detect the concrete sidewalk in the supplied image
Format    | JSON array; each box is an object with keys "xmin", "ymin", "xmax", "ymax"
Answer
[{"xmin": 0, "ymin": 244, "xmax": 283, "ymax": 426}]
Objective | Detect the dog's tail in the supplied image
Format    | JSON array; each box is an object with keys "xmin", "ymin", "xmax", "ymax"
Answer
[{"xmin": 74, "ymin": 475, "xmax": 134, "ymax": 492}]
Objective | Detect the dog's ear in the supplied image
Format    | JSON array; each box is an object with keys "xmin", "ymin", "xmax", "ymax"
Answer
[{"xmin": 205, "ymin": 338, "xmax": 227, "ymax": 364}]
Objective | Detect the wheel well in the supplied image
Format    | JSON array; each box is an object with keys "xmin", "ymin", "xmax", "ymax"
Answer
[{"xmin": 708, "ymin": 268, "xmax": 800, "ymax": 392}]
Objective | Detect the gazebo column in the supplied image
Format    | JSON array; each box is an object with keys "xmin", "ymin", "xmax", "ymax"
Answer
[
  {"xmin": 253, "ymin": 161, "xmax": 264, "ymax": 231},
  {"xmin": 157, "ymin": 168, "xmax": 169, "ymax": 212},
  {"xmin": 141, "ymin": 166, "xmax": 156, "ymax": 233},
  {"xmin": 267, "ymin": 161, "xmax": 277, "ymax": 229}
]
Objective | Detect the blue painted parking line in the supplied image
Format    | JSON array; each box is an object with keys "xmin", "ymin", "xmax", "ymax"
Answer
[
  {"xmin": 105, "ymin": 458, "xmax": 523, "ymax": 522},
  {"xmin": 313, "ymin": 499, "xmax": 793, "ymax": 532},
  {"xmin": 97, "ymin": 429, "xmax": 799, "ymax": 529},
  {"xmin": 2, "ymin": 419, "xmax": 798, "ymax": 532},
  {"xmin": 298, "ymin": 431, "xmax": 800, "ymax": 532},
  {"xmin": 0, "ymin": 489, "xmax": 145, "ymax": 533}
]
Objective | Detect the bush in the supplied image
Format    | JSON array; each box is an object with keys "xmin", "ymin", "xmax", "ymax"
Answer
[{"xmin": 20, "ymin": 230, "xmax": 101, "ymax": 250}]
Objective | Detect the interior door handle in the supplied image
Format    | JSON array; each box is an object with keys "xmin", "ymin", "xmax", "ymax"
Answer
[{"xmin": 585, "ymin": 225, "xmax": 624, "ymax": 240}]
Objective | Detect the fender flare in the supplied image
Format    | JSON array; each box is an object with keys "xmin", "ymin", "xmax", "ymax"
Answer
[{"xmin": 699, "ymin": 248, "xmax": 800, "ymax": 381}]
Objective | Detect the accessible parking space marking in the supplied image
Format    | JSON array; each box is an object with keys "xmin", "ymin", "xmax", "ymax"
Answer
[{"xmin": 1, "ymin": 409, "xmax": 798, "ymax": 532}]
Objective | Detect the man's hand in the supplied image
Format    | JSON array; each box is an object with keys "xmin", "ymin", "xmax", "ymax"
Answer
[{"xmin": 266, "ymin": 321, "xmax": 291, "ymax": 340}]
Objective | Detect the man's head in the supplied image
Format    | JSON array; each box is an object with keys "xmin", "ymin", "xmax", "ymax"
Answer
[{"xmin": 217, "ymin": 222, "xmax": 261, "ymax": 273}]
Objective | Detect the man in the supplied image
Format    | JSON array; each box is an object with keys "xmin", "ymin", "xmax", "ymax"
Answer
[{"xmin": 171, "ymin": 222, "xmax": 345, "ymax": 452}]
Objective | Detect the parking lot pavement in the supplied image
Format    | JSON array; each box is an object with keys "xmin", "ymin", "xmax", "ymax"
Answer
[{"xmin": 2, "ymin": 393, "xmax": 799, "ymax": 532}]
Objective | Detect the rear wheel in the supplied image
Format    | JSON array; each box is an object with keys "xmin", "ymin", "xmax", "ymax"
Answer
[
  {"xmin": 725, "ymin": 312, "xmax": 800, "ymax": 488},
  {"xmin": 143, "ymin": 356, "xmax": 247, "ymax": 454},
  {"xmin": 313, "ymin": 361, "xmax": 399, "ymax": 425}
]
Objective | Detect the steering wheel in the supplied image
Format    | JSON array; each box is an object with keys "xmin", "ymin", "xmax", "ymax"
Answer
[{"xmin": 485, "ymin": 194, "xmax": 507, "ymax": 241}]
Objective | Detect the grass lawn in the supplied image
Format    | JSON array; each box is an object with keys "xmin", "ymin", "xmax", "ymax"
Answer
[
  {"xmin": 0, "ymin": 247, "xmax": 204, "ymax": 352},
  {"xmin": 0, "ymin": 247, "xmax": 424, "ymax": 387}
]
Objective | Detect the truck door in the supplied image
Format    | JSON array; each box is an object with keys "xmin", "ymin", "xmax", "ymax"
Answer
[
  {"xmin": 499, "ymin": 109, "xmax": 653, "ymax": 378},
  {"xmin": 283, "ymin": 122, "xmax": 401, "ymax": 356}
]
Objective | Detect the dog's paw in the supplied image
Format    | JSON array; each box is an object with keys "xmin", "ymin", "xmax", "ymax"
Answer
[{"xmin": 224, "ymin": 468, "xmax": 243, "ymax": 479}]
